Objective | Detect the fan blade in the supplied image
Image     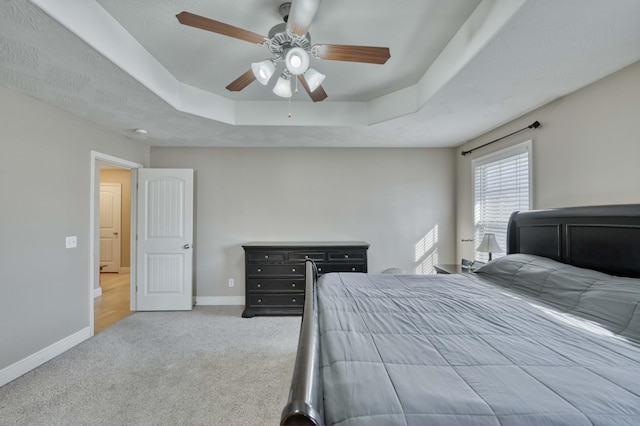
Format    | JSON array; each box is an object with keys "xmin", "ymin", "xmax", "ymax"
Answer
[
  {"xmin": 297, "ymin": 75, "xmax": 327, "ymax": 102},
  {"xmin": 314, "ymin": 44, "xmax": 390, "ymax": 64},
  {"xmin": 286, "ymin": 0, "xmax": 321, "ymax": 36},
  {"xmin": 176, "ymin": 11, "xmax": 266, "ymax": 45},
  {"xmin": 226, "ymin": 69, "xmax": 256, "ymax": 92}
]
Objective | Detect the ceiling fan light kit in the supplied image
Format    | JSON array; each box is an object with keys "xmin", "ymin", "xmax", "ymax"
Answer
[
  {"xmin": 285, "ymin": 47, "xmax": 310, "ymax": 75},
  {"xmin": 303, "ymin": 68, "xmax": 325, "ymax": 92},
  {"xmin": 273, "ymin": 73, "xmax": 293, "ymax": 98},
  {"xmin": 176, "ymin": 0, "xmax": 390, "ymax": 102},
  {"xmin": 251, "ymin": 59, "xmax": 276, "ymax": 85}
]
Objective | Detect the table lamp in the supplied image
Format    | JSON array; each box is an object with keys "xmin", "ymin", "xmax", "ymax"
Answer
[{"xmin": 478, "ymin": 233, "xmax": 501, "ymax": 261}]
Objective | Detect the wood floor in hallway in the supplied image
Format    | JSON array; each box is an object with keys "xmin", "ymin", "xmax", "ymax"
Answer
[{"xmin": 95, "ymin": 273, "xmax": 131, "ymax": 334}]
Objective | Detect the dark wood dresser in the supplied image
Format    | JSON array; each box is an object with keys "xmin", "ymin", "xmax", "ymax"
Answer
[{"xmin": 242, "ymin": 242, "xmax": 369, "ymax": 318}]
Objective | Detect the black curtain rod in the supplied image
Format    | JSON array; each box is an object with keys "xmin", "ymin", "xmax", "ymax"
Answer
[{"xmin": 461, "ymin": 121, "xmax": 541, "ymax": 156}]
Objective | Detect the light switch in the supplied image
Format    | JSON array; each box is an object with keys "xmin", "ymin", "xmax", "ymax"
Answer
[{"xmin": 65, "ymin": 236, "xmax": 77, "ymax": 248}]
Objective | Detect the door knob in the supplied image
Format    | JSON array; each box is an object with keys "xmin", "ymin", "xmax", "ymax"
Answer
[
  {"xmin": 113, "ymin": 232, "xmax": 118, "ymax": 237},
  {"xmin": 183, "ymin": 244, "xmax": 192, "ymax": 249}
]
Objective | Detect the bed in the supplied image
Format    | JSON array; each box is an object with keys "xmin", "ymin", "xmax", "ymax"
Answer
[{"xmin": 280, "ymin": 204, "xmax": 640, "ymax": 426}]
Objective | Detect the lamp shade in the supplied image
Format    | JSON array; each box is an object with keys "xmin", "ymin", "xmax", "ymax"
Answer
[
  {"xmin": 272, "ymin": 74, "xmax": 292, "ymax": 98},
  {"xmin": 285, "ymin": 47, "xmax": 310, "ymax": 75},
  {"xmin": 477, "ymin": 233, "xmax": 502, "ymax": 260},
  {"xmin": 303, "ymin": 67, "xmax": 325, "ymax": 92},
  {"xmin": 251, "ymin": 60, "xmax": 276, "ymax": 85}
]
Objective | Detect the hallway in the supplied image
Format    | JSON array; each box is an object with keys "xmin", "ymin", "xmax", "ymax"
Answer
[{"xmin": 94, "ymin": 273, "xmax": 130, "ymax": 333}]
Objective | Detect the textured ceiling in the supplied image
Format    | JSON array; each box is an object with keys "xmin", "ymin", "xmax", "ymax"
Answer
[{"xmin": 1, "ymin": 0, "xmax": 639, "ymax": 147}]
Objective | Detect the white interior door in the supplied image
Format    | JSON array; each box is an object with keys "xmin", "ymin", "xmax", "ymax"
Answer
[
  {"xmin": 99, "ymin": 183, "xmax": 121, "ymax": 273},
  {"xmin": 136, "ymin": 169, "xmax": 194, "ymax": 311}
]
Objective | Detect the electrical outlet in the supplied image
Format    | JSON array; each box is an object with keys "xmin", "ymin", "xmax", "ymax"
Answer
[
  {"xmin": 65, "ymin": 236, "xmax": 77, "ymax": 249},
  {"xmin": 228, "ymin": 278, "xmax": 234, "ymax": 287}
]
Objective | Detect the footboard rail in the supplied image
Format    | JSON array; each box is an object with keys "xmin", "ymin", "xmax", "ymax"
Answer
[{"xmin": 280, "ymin": 259, "xmax": 324, "ymax": 426}]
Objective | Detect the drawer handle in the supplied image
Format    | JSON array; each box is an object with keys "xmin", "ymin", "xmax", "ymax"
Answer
[
  {"xmin": 291, "ymin": 283, "xmax": 296, "ymax": 288},
  {"xmin": 257, "ymin": 268, "xmax": 262, "ymax": 272},
  {"xmin": 292, "ymin": 298, "xmax": 296, "ymax": 303},
  {"xmin": 292, "ymin": 268, "xmax": 296, "ymax": 272},
  {"xmin": 264, "ymin": 255, "xmax": 269, "ymax": 259},
  {"xmin": 257, "ymin": 283, "xmax": 262, "ymax": 288},
  {"xmin": 344, "ymin": 254, "xmax": 349, "ymax": 259},
  {"xmin": 351, "ymin": 267, "xmax": 356, "ymax": 271},
  {"xmin": 318, "ymin": 267, "xmax": 322, "ymax": 272},
  {"xmin": 305, "ymin": 255, "xmax": 309, "ymax": 259},
  {"xmin": 258, "ymin": 298, "xmax": 262, "ymax": 303}
]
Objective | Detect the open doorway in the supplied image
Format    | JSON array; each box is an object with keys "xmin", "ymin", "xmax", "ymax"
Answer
[
  {"xmin": 95, "ymin": 166, "xmax": 132, "ymax": 333},
  {"xmin": 89, "ymin": 151, "xmax": 143, "ymax": 336},
  {"xmin": 89, "ymin": 152, "xmax": 194, "ymax": 332}
]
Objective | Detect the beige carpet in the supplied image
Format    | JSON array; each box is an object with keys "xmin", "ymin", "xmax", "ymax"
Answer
[{"xmin": 0, "ymin": 306, "xmax": 301, "ymax": 425}]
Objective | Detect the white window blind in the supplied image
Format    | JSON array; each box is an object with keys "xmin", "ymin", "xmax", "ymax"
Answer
[{"xmin": 473, "ymin": 141, "xmax": 531, "ymax": 262}]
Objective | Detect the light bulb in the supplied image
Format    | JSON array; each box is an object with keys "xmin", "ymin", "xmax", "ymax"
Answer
[
  {"xmin": 290, "ymin": 56, "xmax": 302, "ymax": 68},
  {"xmin": 285, "ymin": 47, "xmax": 310, "ymax": 75},
  {"xmin": 251, "ymin": 60, "xmax": 276, "ymax": 85}
]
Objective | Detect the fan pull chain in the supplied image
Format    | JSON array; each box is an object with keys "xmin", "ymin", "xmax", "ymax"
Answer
[{"xmin": 289, "ymin": 78, "xmax": 299, "ymax": 118}]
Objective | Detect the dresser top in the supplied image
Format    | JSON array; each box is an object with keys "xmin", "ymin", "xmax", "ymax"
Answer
[{"xmin": 243, "ymin": 241, "xmax": 369, "ymax": 249}]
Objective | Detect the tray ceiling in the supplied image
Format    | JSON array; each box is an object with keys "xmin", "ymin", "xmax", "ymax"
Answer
[{"xmin": 1, "ymin": 0, "xmax": 639, "ymax": 147}]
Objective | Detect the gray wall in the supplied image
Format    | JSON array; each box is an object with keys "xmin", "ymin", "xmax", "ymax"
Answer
[
  {"xmin": 456, "ymin": 60, "xmax": 640, "ymax": 261},
  {"xmin": 150, "ymin": 147, "xmax": 456, "ymax": 300},
  {"xmin": 4, "ymin": 56, "xmax": 638, "ymax": 380},
  {"xmin": 0, "ymin": 86, "xmax": 149, "ymax": 371}
]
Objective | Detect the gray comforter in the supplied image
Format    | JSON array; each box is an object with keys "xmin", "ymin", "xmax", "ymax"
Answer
[{"xmin": 317, "ymin": 254, "xmax": 640, "ymax": 425}]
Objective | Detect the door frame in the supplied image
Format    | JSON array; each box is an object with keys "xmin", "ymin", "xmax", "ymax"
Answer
[{"xmin": 89, "ymin": 151, "xmax": 143, "ymax": 336}]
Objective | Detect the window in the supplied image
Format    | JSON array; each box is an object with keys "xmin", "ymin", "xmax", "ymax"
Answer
[{"xmin": 473, "ymin": 141, "xmax": 531, "ymax": 262}]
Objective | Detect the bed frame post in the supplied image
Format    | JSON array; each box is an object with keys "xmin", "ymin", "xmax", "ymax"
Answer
[{"xmin": 280, "ymin": 259, "xmax": 324, "ymax": 426}]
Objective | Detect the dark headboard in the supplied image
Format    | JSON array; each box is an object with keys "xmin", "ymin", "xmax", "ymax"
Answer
[{"xmin": 507, "ymin": 204, "xmax": 640, "ymax": 278}]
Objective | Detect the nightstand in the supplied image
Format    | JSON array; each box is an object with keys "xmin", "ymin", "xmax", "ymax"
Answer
[{"xmin": 433, "ymin": 264, "xmax": 472, "ymax": 274}]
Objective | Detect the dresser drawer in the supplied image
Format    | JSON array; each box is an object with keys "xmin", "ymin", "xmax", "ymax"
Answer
[
  {"xmin": 328, "ymin": 251, "xmax": 366, "ymax": 261},
  {"xmin": 317, "ymin": 263, "xmax": 366, "ymax": 274},
  {"xmin": 247, "ymin": 264, "xmax": 304, "ymax": 277},
  {"xmin": 288, "ymin": 252, "xmax": 325, "ymax": 262},
  {"xmin": 246, "ymin": 251, "xmax": 286, "ymax": 262},
  {"xmin": 247, "ymin": 279, "xmax": 304, "ymax": 292},
  {"xmin": 247, "ymin": 293, "xmax": 304, "ymax": 308}
]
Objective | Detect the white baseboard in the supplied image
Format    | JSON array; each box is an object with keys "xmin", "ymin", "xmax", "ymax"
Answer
[
  {"xmin": 0, "ymin": 327, "xmax": 91, "ymax": 387},
  {"xmin": 196, "ymin": 296, "xmax": 245, "ymax": 306},
  {"xmin": 93, "ymin": 286, "xmax": 102, "ymax": 298}
]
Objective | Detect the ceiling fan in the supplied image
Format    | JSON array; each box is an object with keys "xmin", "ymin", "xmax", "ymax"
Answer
[{"xmin": 176, "ymin": 0, "xmax": 391, "ymax": 102}]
